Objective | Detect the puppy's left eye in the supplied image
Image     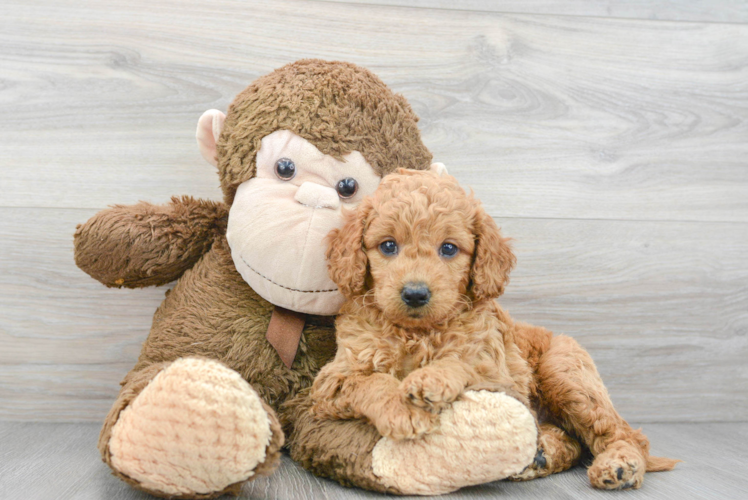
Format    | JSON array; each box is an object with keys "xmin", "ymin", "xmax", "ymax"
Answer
[
  {"xmin": 379, "ymin": 240, "xmax": 398, "ymax": 256},
  {"xmin": 439, "ymin": 242, "xmax": 459, "ymax": 258}
]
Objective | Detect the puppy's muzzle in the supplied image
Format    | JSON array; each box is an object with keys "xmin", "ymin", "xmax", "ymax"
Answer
[{"xmin": 401, "ymin": 282, "xmax": 431, "ymax": 308}]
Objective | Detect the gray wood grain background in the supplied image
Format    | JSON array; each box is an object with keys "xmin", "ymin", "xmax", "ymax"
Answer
[{"xmin": 0, "ymin": 0, "xmax": 746, "ymax": 424}]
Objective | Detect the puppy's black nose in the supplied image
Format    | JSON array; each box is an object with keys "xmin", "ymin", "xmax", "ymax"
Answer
[{"xmin": 401, "ymin": 282, "xmax": 431, "ymax": 308}]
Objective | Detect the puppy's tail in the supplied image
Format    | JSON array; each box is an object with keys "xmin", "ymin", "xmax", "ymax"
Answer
[{"xmin": 646, "ymin": 455, "xmax": 681, "ymax": 472}]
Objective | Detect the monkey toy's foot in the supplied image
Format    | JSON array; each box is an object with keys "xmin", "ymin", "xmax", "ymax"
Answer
[
  {"xmin": 371, "ymin": 390, "xmax": 537, "ymax": 495},
  {"xmin": 107, "ymin": 358, "xmax": 283, "ymax": 498}
]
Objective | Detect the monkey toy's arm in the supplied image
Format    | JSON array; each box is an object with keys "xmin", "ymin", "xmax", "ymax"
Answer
[{"xmin": 74, "ymin": 196, "xmax": 227, "ymax": 288}]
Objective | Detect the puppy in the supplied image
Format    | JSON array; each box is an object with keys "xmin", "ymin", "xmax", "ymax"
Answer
[
  {"xmin": 310, "ymin": 168, "xmax": 679, "ymax": 488},
  {"xmin": 310, "ymin": 168, "xmax": 532, "ymax": 440}
]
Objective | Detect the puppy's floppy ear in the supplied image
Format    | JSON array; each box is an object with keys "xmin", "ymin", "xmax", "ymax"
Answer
[
  {"xmin": 326, "ymin": 200, "xmax": 372, "ymax": 298},
  {"xmin": 470, "ymin": 203, "xmax": 516, "ymax": 301}
]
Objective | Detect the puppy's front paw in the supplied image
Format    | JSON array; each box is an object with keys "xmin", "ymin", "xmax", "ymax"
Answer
[
  {"xmin": 401, "ymin": 367, "xmax": 462, "ymax": 412},
  {"xmin": 375, "ymin": 399, "xmax": 438, "ymax": 440}
]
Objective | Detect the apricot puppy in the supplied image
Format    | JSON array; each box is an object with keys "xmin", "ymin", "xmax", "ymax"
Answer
[
  {"xmin": 311, "ymin": 169, "xmax": 531, "ymax": 440},
  {"xmin": 311, "ymin": 169, "xmax": 679, "ymax": 490}
]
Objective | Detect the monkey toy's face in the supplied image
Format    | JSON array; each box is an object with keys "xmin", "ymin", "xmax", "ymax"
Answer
[
  {"xmin": 198, "ymin": 112, "xmax": 382, "ymax": 315},
  {"xmin": 226, "ymin": 130, "xmax": 381, "ymax": 315}
]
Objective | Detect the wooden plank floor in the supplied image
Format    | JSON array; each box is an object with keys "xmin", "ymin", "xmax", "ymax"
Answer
[{"xmin": 1, "ymin": 421, "xmax": 745, "ymax": 500}]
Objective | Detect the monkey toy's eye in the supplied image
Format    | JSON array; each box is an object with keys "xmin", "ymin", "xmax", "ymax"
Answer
[
  {"xmin": 336, "ymin": 177, "xmax": 358, "ymax": 199},
  {"xmin": 275, "ymin": 158, "xmax": 296, "ymax": 180},
  {"xmin": 439, "ymin": 242, "xmax": 459, "ymax": 258},
  {"xmin": 379, "ymin": 240, "xmax": 398, "ymax": 256}
]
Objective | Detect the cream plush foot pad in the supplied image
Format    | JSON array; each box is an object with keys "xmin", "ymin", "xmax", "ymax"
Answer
[
  {"xmin": 109, "ymin": 358, "xmax": 273, "ymax": 496},
  {"xmin": 371, "ymin": 390, "xmax": 537, "ymax": 495}
]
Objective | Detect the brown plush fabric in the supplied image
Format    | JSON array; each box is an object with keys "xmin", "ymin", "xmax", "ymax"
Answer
[
  {"xmin": 284, "ymin": 390, "xmax": 400, "ymax": 494},
  {"xmin": 123, "ymin": 236, "xmax": 337, "ymax": 412},
  {"xmin": 75, "ymin": 196, "xmax": 227, "ymax": 288},
  {"xmin": 216, "ymin": 59, "xmax": 432, "ymax": 205}
]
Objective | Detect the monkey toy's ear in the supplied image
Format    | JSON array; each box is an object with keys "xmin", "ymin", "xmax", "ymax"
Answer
[
  {"xmin": 429, "ymin": 162, "xmax": 448, "ymax": 176},
  {"xmin": 326, "ymin": 200, "xmax": 372, "ymax": 299},
  {"xmin": 196, "ymin": 109, "xmax": 227, "ymax": 167}
]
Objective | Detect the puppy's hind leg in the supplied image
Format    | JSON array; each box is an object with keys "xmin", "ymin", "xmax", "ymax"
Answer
[
  {"xmin": 509, "ymin": 423, "xmax": 582, "ymax": 481},
  {"xmin": 535, "ymin": 334, "xmax": 679, "ymax": 490}
]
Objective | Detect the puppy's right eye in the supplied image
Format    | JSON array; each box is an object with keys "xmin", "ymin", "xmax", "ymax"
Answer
[{"xmin": 379, "ymin": 240, "xmax": 398, "ymax": 256}]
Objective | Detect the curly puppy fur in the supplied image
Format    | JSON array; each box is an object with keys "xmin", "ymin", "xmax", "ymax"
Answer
[
  {"xmin": 311, "ymin": 169, "xmax": 679, "ymax": 487},
  {"xmin": 311, "ymin": 169, "xmax": 529, "ymax": 439}
]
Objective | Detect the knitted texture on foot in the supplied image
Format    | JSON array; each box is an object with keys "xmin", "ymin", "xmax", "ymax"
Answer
[
  {"xmin": 108, "ymin": 358, "xmax": 273, "ymax": 496},
  {"xmin": 371, "ymin": 390, "xmax": 537, "ymax": 495}
]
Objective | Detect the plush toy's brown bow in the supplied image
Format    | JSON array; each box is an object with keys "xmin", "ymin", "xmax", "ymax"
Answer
[{"xmin": 266, "ymin": 306, "xmax": 306, "ymax": 369}]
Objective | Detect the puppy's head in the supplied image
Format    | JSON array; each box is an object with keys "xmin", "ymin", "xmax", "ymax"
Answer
[{"xmin": 326, "ymin": 169, "xmax": 515, "ymax": 326}]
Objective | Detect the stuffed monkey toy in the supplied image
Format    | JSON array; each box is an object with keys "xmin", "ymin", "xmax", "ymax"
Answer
[{"xmin": 74, "ymin": 60, "xmax": 540, "ymax": 498}]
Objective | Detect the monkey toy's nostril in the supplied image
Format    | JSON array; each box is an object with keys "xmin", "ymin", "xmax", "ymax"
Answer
[{"xmin": 401, "ymin": 282, "xmax": 431, "ymax": 308}]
